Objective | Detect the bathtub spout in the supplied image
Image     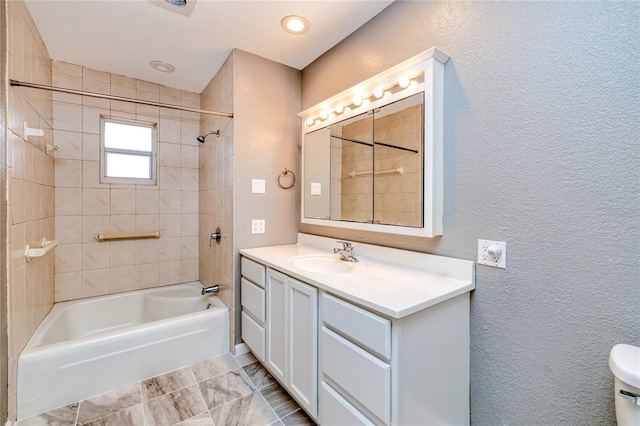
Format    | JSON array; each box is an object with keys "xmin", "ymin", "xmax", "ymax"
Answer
[{"xmin": 201, "ymin": 285, "xmax": 219, "ymax": 295}]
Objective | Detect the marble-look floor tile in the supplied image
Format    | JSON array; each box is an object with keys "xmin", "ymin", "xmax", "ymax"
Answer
[
  {"xmin": 260, "ymin": 383, "xmax": 299, "ymax": 418},
  {"xmin": 234, "ymin": 352, "xmax": 258, "ymax": 367},
  {"xmin": 175, "ymin": 411, "xmax": 215, "ymax": 426},
  {"xmin": 77, "ymin": 383, "xmax": 141, "ymax": 424},
  {"xmin": 242, "ymin": 361, "xmax": 276, "ymax": 389},
  {"xmin": 280, "ymin": 409, "xmax": 315, "ymax": 426},
  {"xmin": 16, "ymin": 402, "xmax": 79, "ymax": 426},
  {"xmin": 191, "ymin": 353, "xmax": 240, "ymax": 382},
  {"xmin": 83, "ymin": 404, "xmax": 144, "ymax": 426},
  {"xmin": 142, "ymin": 385, "xmax": 207, "ymax": 426},
  {"xmin": 209, "ymin": 392, "xmax": 278, "ymax": 426},
  {"xmin": 142, "ymin": 367, "xmax": 195, "ymax": 400},
  {"xmin": 269, "ymin": 421, "xmax": 285, "ymax": 426},
  {"xmin": 198, "ymin": 368, "xmax": 255, "ymax": 410}
]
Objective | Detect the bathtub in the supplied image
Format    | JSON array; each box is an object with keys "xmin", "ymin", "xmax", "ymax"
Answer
[{"xmin": 17, "ymin": 281, "xmax": 229, "ymax": 420}]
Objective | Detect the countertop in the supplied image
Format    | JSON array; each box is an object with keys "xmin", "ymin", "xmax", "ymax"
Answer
[{"xmin": 240, "ymin": 234, "xmax": 475, "ymax": 319}]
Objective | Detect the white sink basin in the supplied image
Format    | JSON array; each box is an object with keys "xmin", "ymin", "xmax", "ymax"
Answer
[{"xmin": 289, "ymin": 254, "xmax": 355, "ymax": 274}]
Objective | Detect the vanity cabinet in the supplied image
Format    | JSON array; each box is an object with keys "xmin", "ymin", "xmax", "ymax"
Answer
[
  {"xmin": 240, "ymin": 239, "xmax": 473, "ymax": 426},
  {"xmin": 266, "ymin": 269, "xmax": 318, "ymax": 417}
]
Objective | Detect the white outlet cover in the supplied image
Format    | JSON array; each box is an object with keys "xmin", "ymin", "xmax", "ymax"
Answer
[
  {"xmin": 252, "ymin": 179, "xmax": 265, "ymax": 194},
  {"xmin": 251, "ymin": 219, "xmax": 265, "ymax": 234},
  {"xmin": 477, "ymin": 239, "xmax": 506, "ymax": 269}
]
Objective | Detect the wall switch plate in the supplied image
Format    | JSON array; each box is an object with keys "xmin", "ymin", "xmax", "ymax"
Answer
[
  {"xmin": 477, "ymin": 239, "xmax": 506, "ymax": 269},
  {"xmin": 310, "ymin": 182, "xmax": 321, "ymax": 195},
  {"xmin": 251, "ymin": 219, "xmax": 265, "ymax": 234},
  {"xmin": 252, "ymin": 179, "xmax": 265, "ymax": 194}
]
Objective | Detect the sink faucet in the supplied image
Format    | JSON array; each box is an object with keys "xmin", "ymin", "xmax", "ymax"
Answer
[{"xmin": 333, "ymin": 241, "xmax": 358, "ymax": 262}]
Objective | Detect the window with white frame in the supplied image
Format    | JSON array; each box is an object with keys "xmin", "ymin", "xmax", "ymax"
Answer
[{"xmin": 100, "ymin": 117, "xmax": 157, "ymax": 184}]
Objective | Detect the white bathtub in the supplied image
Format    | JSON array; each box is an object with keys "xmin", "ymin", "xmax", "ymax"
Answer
[{"xmin": 17, "ymin": 281, "xmax": 229, "ymax": 420}]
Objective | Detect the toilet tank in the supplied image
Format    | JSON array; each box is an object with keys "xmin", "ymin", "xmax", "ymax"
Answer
[{"xmin": 609, "ymin": 344, "xmax": 640, "ymax": 426}]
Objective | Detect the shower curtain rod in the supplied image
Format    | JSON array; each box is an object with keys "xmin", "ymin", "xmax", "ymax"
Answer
[{"xmin": 9, "ymin": 79, "xmax": 234, "ymax": 118}]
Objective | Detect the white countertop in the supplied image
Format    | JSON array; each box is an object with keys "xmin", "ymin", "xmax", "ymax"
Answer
[{"xmin": 240, "ymin": 234, "xmax": 475, "ymax": 319}]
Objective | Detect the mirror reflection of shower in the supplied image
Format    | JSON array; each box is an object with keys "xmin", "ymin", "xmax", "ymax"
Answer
[{"xmin": 197, "ymin": 130, "xmax": 220, "ymax": 143}]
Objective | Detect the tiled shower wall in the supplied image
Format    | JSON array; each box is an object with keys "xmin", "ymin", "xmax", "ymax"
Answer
[
  {"xmin": 5, "ymin": 0, "xmax": 54, "ymax": 419},
  {"xmin": 199, "ymin": 54, "xmax": 235, "ymax": 343},
  {"xmin": 52, "ymin": 61, "xmax": 201, "ymax": 301}
]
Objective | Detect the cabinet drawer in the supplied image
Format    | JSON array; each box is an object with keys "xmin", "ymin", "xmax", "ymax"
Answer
[
  {"xmin": 241, "ymin": 278, "xmax": 265, "ymax": 323},
  {"xmin": 321, "ymin": 327, "xmax": 390, "ymax": 425},
  {"xmin": 241, "ymin": 311, "xmax": 265, "ymax": 361},
  {"xmin": 321, "ymin": 293, "xmax": 391, "ymax": 360},
  {"xmin": 241, "ymin": 257, "xmax": 265, "ymax": 287},
  {"xmin": 320, "ymin": 382, "xmax": 375, "ymax": 426}
]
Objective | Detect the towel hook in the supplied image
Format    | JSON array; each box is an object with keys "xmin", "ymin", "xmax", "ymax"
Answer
[{"xmin": 278, "ymin": 168, "xmax": 295, "ymax": 189}]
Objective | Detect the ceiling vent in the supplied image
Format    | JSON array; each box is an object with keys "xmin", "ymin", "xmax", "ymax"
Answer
[{"xmin": 149, "ymin": 0, "xmax": 198, "ymax": 17}]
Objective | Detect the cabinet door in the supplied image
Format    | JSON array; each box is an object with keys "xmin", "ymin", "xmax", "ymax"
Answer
[
  {"xmin": 266, "ymin": 269, "xmax": 287, "ymax": 383},
  {"xmin": 288, "ymin": 278, "xmax": 318, "ymax": 417}
]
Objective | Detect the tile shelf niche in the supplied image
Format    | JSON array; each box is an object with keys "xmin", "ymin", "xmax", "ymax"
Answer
[{"xmin": 299, "ymin": 47, "xmax": 449, "ymax": 238}]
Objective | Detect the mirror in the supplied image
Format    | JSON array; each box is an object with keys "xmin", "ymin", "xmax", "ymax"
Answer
[
  {"xmin": 299, "ymin": 47, "xmax": 449, "ymax": 237},
  {"xmin": 304, "ymin": 93, "xmax": 423, "ymax": 228}
]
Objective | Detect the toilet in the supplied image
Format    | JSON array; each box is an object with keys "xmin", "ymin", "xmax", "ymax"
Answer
[{"xmin": 609, "ymin": 344, "xmax": 640, "ymax": 425}]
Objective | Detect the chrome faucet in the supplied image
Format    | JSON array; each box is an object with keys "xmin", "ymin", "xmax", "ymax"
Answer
[
  {"xmin": 201, "ymin": 285, "xmax": 220, "ymax": 295},
  {"xmin": 333, "ymin": 240, "xmax": 358, "ymax": 262}
]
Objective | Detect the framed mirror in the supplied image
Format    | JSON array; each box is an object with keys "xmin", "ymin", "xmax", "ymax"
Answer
[{"xmin": 299, "ymin": 48, "xmax": 449, "ymax": 237}]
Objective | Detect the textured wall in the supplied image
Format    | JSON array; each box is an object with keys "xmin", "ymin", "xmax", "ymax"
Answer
[
  {"xmin": 301, "ymin": 1, "xmax": 640, "ymax": 423},
  {"xmin": 234, "ymin": 50, "xmax": 301, "ymax": 345}
]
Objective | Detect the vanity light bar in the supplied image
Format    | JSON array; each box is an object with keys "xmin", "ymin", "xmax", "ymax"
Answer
[{"xmin": 303, "ymin": 70, "xmax": 425, "ymax": 129}]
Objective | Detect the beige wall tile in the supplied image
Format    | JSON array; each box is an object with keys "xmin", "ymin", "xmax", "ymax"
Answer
[
  {"xmin": 82, "ymin": 269, "xmax": 110, "ymax": 297},
  {"xmin": 135, "ymin": 263, "xmax": 159, "ymax": 289},
  {"xmin": 111, "ymin": 189, "xmax": 136, "ymax": 214},
  {"xmin": 109, "ymin": 266, "xmax": 136, "ymax": 293},
  {"xmin": 54, "ymin": 272, "xmax": 82, "ymax": 302}
]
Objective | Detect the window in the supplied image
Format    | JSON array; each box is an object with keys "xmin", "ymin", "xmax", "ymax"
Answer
[{"xmin": 100, "ymin": 118, "xmax": 157, "ymax": 184}]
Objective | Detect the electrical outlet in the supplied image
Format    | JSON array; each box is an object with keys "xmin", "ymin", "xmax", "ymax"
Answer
[
  {"xmin": 251, "ymin": 219, "xmax": 265, "ymax": 234},
  {"xmin": 477, "ymin": 239, "xmax": 506, "ymax": 269},
  {"xmin": 252, "ymin": 179, "xmax": 265, "ymax": 194}
]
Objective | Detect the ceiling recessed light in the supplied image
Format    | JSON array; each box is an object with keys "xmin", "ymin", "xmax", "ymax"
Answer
[
  {"xmin": 281, "ymin": 15, "xmax": 309, "ymax": 34},
  {"xmin": 149, "ymin": 61, "xmax": 175, "ymax": 73}
]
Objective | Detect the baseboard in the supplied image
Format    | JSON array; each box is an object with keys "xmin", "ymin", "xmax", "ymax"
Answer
[{"xmin": 234, "ymin": 342, "xmax": 250, "ymax": 356}]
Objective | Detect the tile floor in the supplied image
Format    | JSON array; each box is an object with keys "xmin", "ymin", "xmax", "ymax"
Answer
[{"xmin": 16, "ymin": 352, "xmax": 315, "ymax": 426}]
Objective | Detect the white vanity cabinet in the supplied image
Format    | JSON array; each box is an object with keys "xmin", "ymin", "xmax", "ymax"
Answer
[
  {"xmin": 240, "ymin": 257, "xmax": 266, "ymax": 362},
  {"xmin": 262, "ymin": 268, "xmax": 319, "ymax": 417},
  {"xmin": 240, "ymin": 234, "xmax": 475, "ymax": 425}
]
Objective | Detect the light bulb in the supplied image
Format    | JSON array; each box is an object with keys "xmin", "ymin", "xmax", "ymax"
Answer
[
  {"xmin": 373, "ymin": 88, "xmax": 384, "ymax": 98},
  {"xmin": 320, "ymin": 110, "xmax": 329, "ymax": 120},
  {"xmin": 306, "ymin": 118, "xmax": 314, "ymax": 126},
  {"xmin": 384, "ymin": 91, "xmax": 392, "ymax": 97},
  {"xmin": 335, "ymin": 104, "xmax": 344, "ymax": 114},
  {"xmin": 315, "ymin": 119, "xmax": 321, "ymax": 126},
  {"xmin": 398, "ymin": 76, "xmax": 410, "ymax": 88},
  {"xmin": 362, "ymin": 99, "xmax": 370, "ymax": 107},
  {"xmin": 344, "ymin": 106, "xmax": 352, "ymax": 113},
  {"xmin": 352, "ymin": 95, "xmax": 362, "ymax": 106},
  {"xmin": 329, "ymin": 113, "xmax": 336, "ymax": 120},
  {"xmin": 409, "ymin": 80, "xmax": 418, "ymax": 88}
]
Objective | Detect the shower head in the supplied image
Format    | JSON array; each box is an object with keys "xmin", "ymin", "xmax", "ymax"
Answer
[{"xmin": 197, "ymin": 130, "xmax": 220, "ymax": 143}]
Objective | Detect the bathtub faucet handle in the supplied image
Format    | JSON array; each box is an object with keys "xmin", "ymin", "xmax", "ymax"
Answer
[
  {"xmin": 210, "ymin": 227, "xmax": 222, "ymax": 247},
  {"xmin": 201, "ymin": 285, "xmax": 220, "ymax": 295}
]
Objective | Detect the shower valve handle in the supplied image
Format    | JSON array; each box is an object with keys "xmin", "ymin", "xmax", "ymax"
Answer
[{"xmin": 210, "ymin": 227, "xmax": 222, "ymax": 247}]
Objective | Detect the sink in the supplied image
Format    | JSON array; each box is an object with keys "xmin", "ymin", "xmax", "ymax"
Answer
[{"xmin": 289, "ymin": 254, "xmax": 355, "ymax": 274}]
